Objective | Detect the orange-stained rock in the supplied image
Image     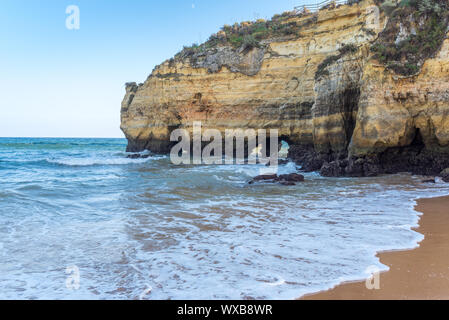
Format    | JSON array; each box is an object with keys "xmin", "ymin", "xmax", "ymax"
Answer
[{"xmin": 121, "ymin": 0, "xmax": 449, "ymax": 176}]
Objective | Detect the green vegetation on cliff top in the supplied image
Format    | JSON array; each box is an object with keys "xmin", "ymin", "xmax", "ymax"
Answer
[
  {"xmin": 175, "ymin": 1, "xmax": 364, "ymax": 59},
  {"xmin": 315, "ymin": 44, "xmax": 359, "ymax": 80},
  {"xmin": 175, "ymin": 0, "xmax": 448, "ymax": 78},
  {"xmin": 176, "ymin": 11, "xmax": 317, "ymax": 59},
  {"xmin": 372, "ymin": 0, "xmax": 449, "ymax": 75}
]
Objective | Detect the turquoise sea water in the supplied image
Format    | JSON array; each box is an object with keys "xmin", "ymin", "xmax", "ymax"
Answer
[{"xmin": 0, "ymin": 137, "xmax": 448, "ymax": 299}]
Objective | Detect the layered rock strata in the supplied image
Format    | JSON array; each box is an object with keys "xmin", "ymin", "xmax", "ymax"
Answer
[{"xmin": 121, "ymin": 0, "xmax": 449, "ymax": 177}]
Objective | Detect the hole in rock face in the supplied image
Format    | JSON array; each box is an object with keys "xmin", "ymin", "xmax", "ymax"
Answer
[
  {"xmin": 378, "ymin": 128, "xmax": 434, "ymax": 175},
  {"xmin": 410, "ymin": 128, "xmax": 424, "ymax": 149},
  {"xmin": 341, "ymin": 87, "xmax": 360, "ymax": 148},
  {"xmin": 248, "ymin": 137, "xmax": 290, "ymax": 163},
  {"xmin": 279, "ymin": 140, "xmax": 290, "ymax": 159},
  {"xmin": 193, "ymin": 93, "xmax": 202, "ymax": 104}
]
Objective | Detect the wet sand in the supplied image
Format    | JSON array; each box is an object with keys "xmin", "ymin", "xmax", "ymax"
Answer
[{"xmin": 301, "ymin": 195, "xmax": 449, "ymax": 300}]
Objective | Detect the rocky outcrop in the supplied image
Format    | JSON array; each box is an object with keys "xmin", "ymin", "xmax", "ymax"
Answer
[
  {"xmin": 121, "ymin": 0, "xmax": 449, "ymax": 177},
  {"xmin": 441, "ymin": 168, "xmax": 449, "ymax": 182},
  {"xmin": 248, "ymin": 173, "xmax": 305, "ymax": 185},
  {"xmin": 181, "ymin": 45, "xmax": 266, "ymax": 76}
]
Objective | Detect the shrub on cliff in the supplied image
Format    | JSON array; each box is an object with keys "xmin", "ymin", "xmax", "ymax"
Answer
[
  {"xmin": 228, "ymin": 34, "xmax": 244, "ymax": 48},
  {"xmin": 174, "ymin": 6, "xmax": 318, "ymax": 54},
  {"xmin": 372, "ymin": 0, "xmax": 449, "ymax": 76},
  {"xmin": 242, "ymin": 35, "xmax": 260, "ymax": 50},
  {"xmin": 338, "ymin": 43, "xmax": 358, "ymax": 55},
  {"xmin": 177, "ymin": 43, "xmax": 200, "ymax": 58},
  {"xmin": 315, "ymin": 44, "xmax": 359, "ymax": 80},
  {"xmin": 347, "ymin": 0, "xmax": 363, "ymax": 4},
  {"xmin": 417, "ymin": 0, "xmax": 444, "ymax": 14}
]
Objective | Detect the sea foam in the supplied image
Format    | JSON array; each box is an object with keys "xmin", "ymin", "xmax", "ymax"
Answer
[{"xmin": 0, "ymin": 138, "xmax": 448, "ymax": 299}]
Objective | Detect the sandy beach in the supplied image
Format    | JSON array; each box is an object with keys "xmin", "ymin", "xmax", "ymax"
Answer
[{"xmin": 301, "ymin": 195, "xmax": 449, "ymax": 300}]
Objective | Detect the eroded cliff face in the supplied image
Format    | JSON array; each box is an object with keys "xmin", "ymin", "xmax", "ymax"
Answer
[
  {"xmin": 121, "ymin": 0, "xmax": 449, "ymax": 177},
  {"xmin": 345, "ymin": 37, "xmax": 449, "ymax": 176}
]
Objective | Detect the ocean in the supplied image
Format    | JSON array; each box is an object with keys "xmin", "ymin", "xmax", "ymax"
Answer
[{"xmin": 0, "ymin": 137, "xmax": 448, "ymax": 299}]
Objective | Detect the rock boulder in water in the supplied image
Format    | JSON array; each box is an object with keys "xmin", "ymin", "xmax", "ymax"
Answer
[
  {"xmin": 441, "ymin": 169, "xmax": 449, "ymax": 183},
  {"xmin": 127, "ymin": 153, "xmax": 150, "ymax": 159},
  {"xmin": 280, "ymin": 181, "xmax": 296, "ymax": 186},
  {"xmin": 278, "ymin": 173, "xmax": 305, "ymax": 182},
  {"xmin": 249, "ymin": 173, "xmax": 304, "ymax": 185},
  {"xmin": 249, "ymin": 174, "xmax": 278, "ymax": 184}
]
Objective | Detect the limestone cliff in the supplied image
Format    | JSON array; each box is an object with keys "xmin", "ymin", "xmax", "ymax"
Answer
[{"xmin": 121, "ymin": 0, "xmax": 449, "ymax": 177}]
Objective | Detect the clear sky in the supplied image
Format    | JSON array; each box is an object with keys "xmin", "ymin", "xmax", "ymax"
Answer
[{"xmin": 0, "ymin": 0, "xmax": 308, "ymax": 138}]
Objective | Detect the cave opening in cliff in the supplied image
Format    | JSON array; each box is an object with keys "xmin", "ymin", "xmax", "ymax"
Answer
[
  {"xmin": 410, "ymin": 128, "xmax": 424, "ymax": 149},
  {"xmin": 341, "ymin": 87, "xmax": 360, "ymax": 148},
  {"xmin": 379, "ymin": 128, "xmax": 431, "ymax": 175},
  {"xmin": 279, "ymin": 137, "xmax": 290, "ymax": 159}
]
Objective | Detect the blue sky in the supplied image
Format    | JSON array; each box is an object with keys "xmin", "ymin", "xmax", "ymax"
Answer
[{"xmin": 0, "ymin": 0, "xmax": 307, "ymax": 138}]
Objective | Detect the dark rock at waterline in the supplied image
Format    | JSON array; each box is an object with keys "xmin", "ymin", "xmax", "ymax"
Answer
[
  {"xmin": 288, "ymin": 145, "xmax": 324, "ymax": 172},
  {"xmin": 249, "ymin": 173, "xmax": 304, "ymax": 185},
  {"xmin": 248, "ymin": 174, "xmax": 278, "ymax": 185},
  {"xmin": 320, "ymin": 161, "xmax": 346, "ymax": 177},
  {"xmin": 288, "ymin": 132, "xmax": 449, "ymax": 177},
  {"xmin": 343, "ymin": 157, "xmax": 380, "ymax": 177},
  {"xmin": 251, "ymin": 174, "xmax": 278, "ymax": 182},
  {"xmin": 265, "ymin": 159, "xmax": 290, "ymax": 166},
  {"xmin": 278, "ymin": 173, "xmax": 305, "ymax": 182},
  {"xmin": 127, "ymin": 153, "xmax": 151, "ymax": 159},
  {"xmin": 280, "ymin": 181, "xmax": 296, "ymax": 186},
  {"xmin": 441, "ymin": 168, "xmax": 449, "ymax": 183},
  {"xmin": 422, "ymin": 178, "xmax": 436, "ymax": 184}
]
